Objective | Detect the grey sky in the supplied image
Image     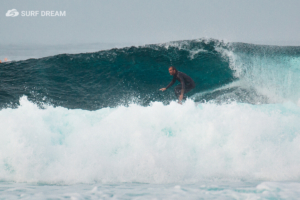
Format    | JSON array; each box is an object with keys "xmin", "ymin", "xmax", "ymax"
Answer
[{"xmin": 1, "ymin": 0, "xmax": 300, "ymax": 46}]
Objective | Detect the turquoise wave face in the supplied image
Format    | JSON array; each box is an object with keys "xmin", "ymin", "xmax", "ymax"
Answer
[
  {"xmin": 0, "ymin": 39, "xmax": 233, "ymax": 110},
  {"xmin": 1, "ymin": 39, "xmax": 300, "ymax": 110}
]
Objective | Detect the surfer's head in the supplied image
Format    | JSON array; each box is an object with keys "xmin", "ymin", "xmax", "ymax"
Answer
[{"xmin": 168, "ymin": 66, "xmax": 177, "ymax": 75}]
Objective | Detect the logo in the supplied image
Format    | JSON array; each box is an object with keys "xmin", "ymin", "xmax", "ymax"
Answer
[
  {"xmin": 5, "ymin": 9, "xmax": 66, "ymax": 17},
  {"xmin": 6, "ymin": 9, "xmax": 19, "ymax": 17}
]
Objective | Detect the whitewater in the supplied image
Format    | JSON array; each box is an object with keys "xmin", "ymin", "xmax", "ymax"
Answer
[{"xmin": 1, "ymin": 39, "xmax": 300, "ymax": 199}]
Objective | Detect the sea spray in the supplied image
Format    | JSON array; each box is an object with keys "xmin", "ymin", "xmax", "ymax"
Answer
[{"xmin": 1, "ymin": 96, "xmax": 300, "ymax": 184}]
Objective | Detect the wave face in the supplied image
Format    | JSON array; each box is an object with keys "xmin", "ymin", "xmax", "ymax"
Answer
[
  {"xmin": 0, "ymin": 39, "xmax": 234, "ymax": 110},
  {"xmin": 1, "ymin": 39, "xmax": 300, "ymax": 184},
  {"xmin": 1, "ymin": 39, "xmax": 300, "ymax": 110}
]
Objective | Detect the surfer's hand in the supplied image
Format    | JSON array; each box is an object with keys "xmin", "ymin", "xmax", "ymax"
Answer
[{"xmin": 160, "ymin": 88, "xmax": 166, "ymax": 91}]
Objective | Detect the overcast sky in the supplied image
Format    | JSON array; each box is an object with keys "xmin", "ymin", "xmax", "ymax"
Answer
[{"xmin": 1, "ymin": 0, "xmax": 300, "ymax": 46}]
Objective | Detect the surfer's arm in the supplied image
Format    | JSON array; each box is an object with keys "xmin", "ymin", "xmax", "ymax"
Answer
[
  {"xmin": 178, "ymin": 74, "xmax": 185, "ymax": 95},
  {"xmin": 165, "ymin": 76, "xmax": 176, "ymax": 89}
]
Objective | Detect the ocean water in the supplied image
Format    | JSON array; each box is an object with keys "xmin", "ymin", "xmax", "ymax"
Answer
[{"xmin": 1, "ymin": 39, "xmax": 300, "ymax": 199}]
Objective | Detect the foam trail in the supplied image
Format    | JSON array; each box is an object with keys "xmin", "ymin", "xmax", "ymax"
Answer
[{"xmin": 1, "ymin": 96, "xmax": 300, "ymax": 184}]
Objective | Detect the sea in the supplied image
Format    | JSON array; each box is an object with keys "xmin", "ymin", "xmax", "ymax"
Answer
[{"xmin": 0, "ymin": 39, "xmax": 300, "ymax": 199}]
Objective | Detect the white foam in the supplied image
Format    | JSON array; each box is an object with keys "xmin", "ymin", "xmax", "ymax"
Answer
[
  {"xmin": 222, "ymin": 48, "xmax": 300, "ymax": 104},
  {"xmin": 1, "ymin": 96, "xmax": 300, "ymax": 184}
]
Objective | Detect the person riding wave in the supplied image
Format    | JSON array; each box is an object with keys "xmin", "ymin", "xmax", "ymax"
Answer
[{"xmin": 160, "ymin": 66, "xmax": 195, "ymax": 104}]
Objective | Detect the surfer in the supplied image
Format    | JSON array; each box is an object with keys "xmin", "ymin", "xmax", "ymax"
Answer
[{"xmin": 160, "ymin": 66, "xmax": 195, "ymax": 104}]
